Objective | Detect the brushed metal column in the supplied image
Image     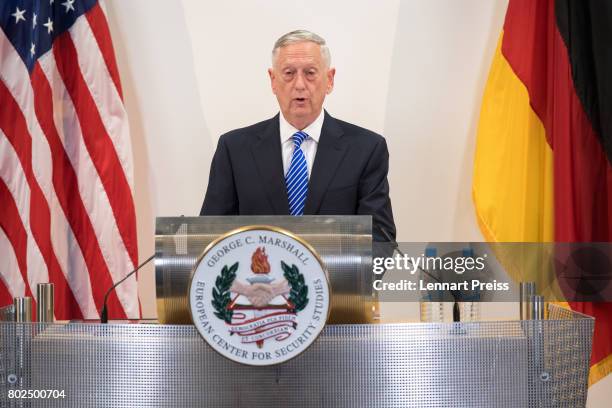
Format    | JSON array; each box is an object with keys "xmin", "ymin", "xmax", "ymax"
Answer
[
  {"xmin": 36, "ymin": 283, "xmax": 54, "ymax": 322},
  {"xmin": 14, "ymin": 297, "xmax": 32, "ymax": 322},
  {"xmin": 519, "ymin": 282, "xmax": 536, "ymax": 320}
]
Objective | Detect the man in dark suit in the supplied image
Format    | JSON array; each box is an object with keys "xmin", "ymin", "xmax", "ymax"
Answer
[{"xmin": 200, "ymin": 30, "xmax": 395, "ymax": 241}]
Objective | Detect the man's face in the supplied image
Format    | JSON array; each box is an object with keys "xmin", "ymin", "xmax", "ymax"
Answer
[{"xmin": 269, "ymin": 41, "xmax": 335, "ymax": 130}]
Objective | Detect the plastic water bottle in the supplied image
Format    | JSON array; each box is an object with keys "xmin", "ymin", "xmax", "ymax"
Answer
[
  {"xmin": 419, "ymin": 301, "xmax": 445, "ymax": 322},
  {"xmin": 459, "ymin": 302, "xmax": 480, "ymax": 322}
]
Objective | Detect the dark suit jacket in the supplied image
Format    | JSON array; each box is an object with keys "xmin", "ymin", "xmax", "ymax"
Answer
[{"xmin": 200, "ymin": 111, "xmax": 396, "ymax": 241}]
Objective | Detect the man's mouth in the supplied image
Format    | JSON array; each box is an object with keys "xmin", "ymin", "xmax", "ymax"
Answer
[{"xmin": 294, "ymin": 97, "xmax": 307, "ymax": 103}]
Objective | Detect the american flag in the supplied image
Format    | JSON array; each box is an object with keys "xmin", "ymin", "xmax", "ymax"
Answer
[{"xmin": 0, "ymin": 0, "xmax": 139, "ymax": 320}]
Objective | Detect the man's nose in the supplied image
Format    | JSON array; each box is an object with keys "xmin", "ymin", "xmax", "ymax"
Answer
[{"xmin": 294, "ymin": 72, "xmax": 306, "ymax": 90}]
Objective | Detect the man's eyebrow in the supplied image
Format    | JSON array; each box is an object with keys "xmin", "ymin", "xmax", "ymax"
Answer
[{"xmin": 278, "ymin": 63, "xmax": 319, "ymax": 71}]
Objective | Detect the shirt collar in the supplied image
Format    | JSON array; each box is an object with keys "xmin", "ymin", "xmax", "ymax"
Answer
[{"xmin": 279, "ymin": 109, "xmax": 325, "ymax": 144}]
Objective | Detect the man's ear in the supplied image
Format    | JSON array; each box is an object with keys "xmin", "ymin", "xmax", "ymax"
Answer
[
  {"xmin": 268, "ymin": 68, "xmax": 276, "ymax": 94},
  {"xmin": 326, "ymin": 68, "xmax": 336, "ymax": 94}
]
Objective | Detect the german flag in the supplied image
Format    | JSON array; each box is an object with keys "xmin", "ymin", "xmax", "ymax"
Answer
[{"xmin": 473, "ymin": 0, "xmax": 612, "ymax": 385}]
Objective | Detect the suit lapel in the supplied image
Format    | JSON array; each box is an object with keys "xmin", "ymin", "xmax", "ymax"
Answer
[
  {"xmin": 304, "ymin": 112, "xmax": 349, "ymax": 214},
  {"xmin": 251, "ymin": 115, "xmax": 290, "ymax": 214}
]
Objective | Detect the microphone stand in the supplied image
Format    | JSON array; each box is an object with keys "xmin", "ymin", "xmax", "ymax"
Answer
[
  {"xmin": 100, "ymin": 254, "xmax": 156, "ymax": 324},
  {"xmin": 375, "ymin": 226, "xmax": 461, "ymax": 322}
]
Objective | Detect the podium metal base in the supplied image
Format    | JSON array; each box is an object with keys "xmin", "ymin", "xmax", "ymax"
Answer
[{"xmin": 0, "ymin": 305, "xmax": 593, "ymax": 407}]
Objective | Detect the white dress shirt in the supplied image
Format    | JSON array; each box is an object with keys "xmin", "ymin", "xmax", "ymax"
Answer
[{"xmin": 279, "ymin": 109, "xmax": 325, "ymax": 177}]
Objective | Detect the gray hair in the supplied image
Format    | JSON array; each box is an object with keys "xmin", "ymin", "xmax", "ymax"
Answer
[{"xmin": 272, "ymin": 30, "xmax": 331, "ymax": 67}]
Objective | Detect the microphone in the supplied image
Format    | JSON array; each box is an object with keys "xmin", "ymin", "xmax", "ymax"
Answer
[
  {"xmin": 374, "ymin": 225, "xmax": 461, "ymax": 322},
  {"xmin": 375, "ymin": 225, "xmax": 403, "ymax": 256},
  {"xmin": 100, "ymin": 254, "xmax": 156, "ymax": 324}
]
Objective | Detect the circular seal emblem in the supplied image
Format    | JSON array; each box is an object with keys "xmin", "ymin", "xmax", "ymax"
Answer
[{"xmin": 189, "ymin": 226, "xmax": 331, "ymax": 366}]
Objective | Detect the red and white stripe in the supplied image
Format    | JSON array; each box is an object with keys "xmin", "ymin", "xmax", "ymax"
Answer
[
  {"xmin": 0, "ymin": 130, "xmax": 48, "ymax": 300},
  {"xmin": 0, "ymin": 2, "xmax": 139, "ymax": 320}
]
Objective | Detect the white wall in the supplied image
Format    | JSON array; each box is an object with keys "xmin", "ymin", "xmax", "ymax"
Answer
[{"xmin": 104, "ymin": 1, "xmax": 610, "ymax": 404}]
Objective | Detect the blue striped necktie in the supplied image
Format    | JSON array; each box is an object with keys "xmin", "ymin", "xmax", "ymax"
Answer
[{"xmin": 286, "ymin": 131, "xmax": 309, "ymax": 215}]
